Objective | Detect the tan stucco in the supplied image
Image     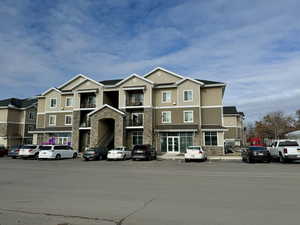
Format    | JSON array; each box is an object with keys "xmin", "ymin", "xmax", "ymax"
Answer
[
  {"xmin": 201, "ymin": 108, "xmax": 222, "ymax": 125},
  {"xmin": 37, "ymin": 115, "xmax": 45, "ymax": 128},
  {"xmin": 45, "ymin": 113, "xmax": 72, "ymax": 127},
  {"xmin": 177, "ymin": 80, "xmax": 201, "ymax": 106},
  {"xmin": 223, "ymin": 116, "xmax": 238, "ymax": 127},
  {"xmin": 44, "ymin": 89, "xmax": 62, "ymax": 112},
  {"xmin": 201, "ymin": 87, "xmax": 223, "ymax": 106},
  {"xmin": 146, "ymin": 70, "xmax": 182, "ymax": 84},
  {"xmin": 153, "ymin": 88, "xmax": 177, "ymax": 106},
  {"xmin": 0, "ymin": 109, "xmax": 8, "ymax": 121},
  {"xmin": 7, "ymin": 109, "xmax": 23, "ymax": 123},
  {"xmin": 60, "ymin": 76, "xmax": 86, "ymax": 91},
  {"xmin": 155, "ymin": 108, "xmax": 199, "ymax": 125},
  {"xmin": 37, "ymin": 98, "xmax": 45, "ymax": 113}
]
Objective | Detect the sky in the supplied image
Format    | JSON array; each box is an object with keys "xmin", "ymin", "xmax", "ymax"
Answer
[{"xmin": 1, "ymin": 0, "xmax": 300, "ymax": 122}]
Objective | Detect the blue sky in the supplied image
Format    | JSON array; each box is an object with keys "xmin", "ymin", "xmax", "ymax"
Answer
[{"xmin": 1, "ymin": 0, "xmax": 300, "ymax": 121}]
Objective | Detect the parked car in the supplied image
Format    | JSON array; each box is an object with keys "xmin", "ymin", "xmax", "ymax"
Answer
[
  {"xmin": 184, "ymin": 146, "xmax": 207, "ymax": 162},
  {"xmin": 83, "ymin": 147, "xmax": 108, "ymax": 161},
  {"xmin": 38, "ymin": 145, "xmax": 77, "ymax": 160},
  {"xmin": 0, "ymin": 145, "xmax": 8, "ymax": 157},
  {"xmin": 242, "ymin": 146, "xmax": 271, "ymax": 163},
  {"xmin": 8, "ymin": 145, "xmax": 22, "ymax": 159},
  {"xmin": 107, "ymin": 147, "xmax": 131, "ymax": 160},
  {"xmin": 18, "ymin": 145, "xmax": 40, "ymax": 159},
  {"xmin": 268, "ymin": 140, "xmax": 300, "ymax": 163},
  {"xmin": 132, "ymin": 145, "xmax": 156, "ymax": 161}
]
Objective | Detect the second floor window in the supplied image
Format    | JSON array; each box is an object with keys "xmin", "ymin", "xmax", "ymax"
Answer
[
  {"xmin": 50, "ymin": 98, "xmax": 57, "ymax": 108},
  {"xmin": 65, "ymin": 115, "xmax": 72, "ymax": 125},
  {"xmin": 183, "ymin": 90, "xmax": 193, "ymax": 102},
  {"xmin": 65, "ymin": 97, "xmax": 73, "ymax": 107},
  {"xmin": 184, "ymin": 111, "xmax": 194, "ymax": 123},
  {"xmin": 162, "ymin": 91, "xmax": 171, "ymax": 103},
  {"xmin": 49, "ymin": 115, "xmax": 56, "ymax": 126},
  {"xmin": 162, "ymin": 111, "xmax": 171, "ymax": 123}
]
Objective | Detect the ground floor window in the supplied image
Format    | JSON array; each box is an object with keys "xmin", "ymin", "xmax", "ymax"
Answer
[
  {"xmin": 160, "ymin": 132, "xmax": 194, "ymax": 153},
  {"xmin": 132, "ymin": 131, "xmax": 143, "ymax": 145},
  {"xmin": 204, "ymin": 131, "xmax": 218, "ymax": 146},
  {"xmin": 43, "ymin": 133, "xmax": 72, "ymax": 145}
]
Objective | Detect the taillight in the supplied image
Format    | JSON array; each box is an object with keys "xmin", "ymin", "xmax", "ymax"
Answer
[
  {"xmin": 28, "ymin": 149, "xmax": 33, "ymax": 152},
  {"xmin": 283, "ymin": 148, "xmax": 288, "ymax": 154},
  {"xmin": 16, "ymin": 150, "xmax": 19, "ymax": 152},
  {"xmin": 199, "ymin": 150, "xmax": 203, "ymax": 154}
]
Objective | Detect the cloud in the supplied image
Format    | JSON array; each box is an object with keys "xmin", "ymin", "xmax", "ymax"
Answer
[{"xmin": 0, "ymin": 0, "xmax": 300, "ymax": 121}]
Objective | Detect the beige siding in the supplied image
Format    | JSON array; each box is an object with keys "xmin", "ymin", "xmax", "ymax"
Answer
[
  {"xmin": 201, "ymin": 87, "xmax": 223, "ymax": 106},
  {"xmin": 0, "ymin": 109, "xmax": 8, "ymax": 121},
  {"xmin": 44, "ymin": 89, "xmax": 62, "ymax": 112},
  {"xmin": 153, "ymin": 88, "xmax": 177, "ymax": 107},
  {"xmin": 61, "ymin": 94, "xmax": 74, "ymax": 110},
  {"xmin": 201, "ymin": 108, "xmax": 222, "ymax": 125},
  {"xmin": 45, "ymin": 113, "xmax": 72, "ymax": 127},
  {"xmin": 223, "ymin": 116, "xmax": 238, "ymax": 127},
  {"xmin": 7, "ymin": 109, "xmax": 23, "ymax": 123},
  {"xmin": 60, "ymin": 76, "xmax": 86, "ymax": 91},
  {"xmin": 37, "ymin": 98, "xmax": 45, "ymax": 113},
  {"xmin": 177, "ymin": 80, "xmax": 201, "ymax": 106},
  {"xmin": 37, "ymin": 115, "xmax": 45, "ymax": 128},
  {"xmin": 146, "ymin": 70, "xmax": 182, "ymax": 84}
]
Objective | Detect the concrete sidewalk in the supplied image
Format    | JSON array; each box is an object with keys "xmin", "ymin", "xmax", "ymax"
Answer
[{"xmin": 157, "ymin": 153, "xmax": 241, "ymax": 161}]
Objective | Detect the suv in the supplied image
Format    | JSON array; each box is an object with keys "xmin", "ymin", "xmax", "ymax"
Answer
[
  {"xmin": 83, "ymin": 147, "xmax": 108, "ymax": 161},
  {"xmin": 242, "ymin": 146, "xmax": 271, "ymax": 163},
  {"xmin": 132, "ymin": 145, "xmax": 156, "ymax": 161},
  {"xmin": 38, "ymin": 145, "xmax": 77, "ymax": 160},
  {"xmin": 18, "ymin": 145, "xmax": 40, "ymax": 159}
]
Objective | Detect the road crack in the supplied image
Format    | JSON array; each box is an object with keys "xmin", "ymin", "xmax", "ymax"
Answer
[{"xmin": 116, "ymin": 197, "xmax": 156, "ymax": 225}]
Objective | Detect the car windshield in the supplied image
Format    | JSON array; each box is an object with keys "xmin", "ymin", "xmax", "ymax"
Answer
[
  {"xmin": 188, "ymin": 146, "xmax": 201, "ymax": 150},
  {"xmin": 249, "ymin": 147, "xmax": 266, "ymax": 151},
  {"xmin": 278, "ymin": 141, "xmax": 299, "ymax": 147},
  {"xmin": 115, "ymin": 147, "xmax": 124, "ymax": 150},
  {"xmin": 39, "ymin": 146, "xmax": 52, "ymax": 150},
  {"xmin": 22, "ymin": 145, "xmax": 36, "ymax": 149},
  {"xmin": 87, "ymin": 148, "xmax": 96, "ymax": 152}
]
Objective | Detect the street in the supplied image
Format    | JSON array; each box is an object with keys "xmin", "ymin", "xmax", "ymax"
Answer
[{"xmin": 0, "ymin": 157, "xmax": 300, "ymax": 225}]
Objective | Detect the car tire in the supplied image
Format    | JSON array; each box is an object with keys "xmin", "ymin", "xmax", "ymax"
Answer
[
  {"xmin": 98, "ymin": 155, "xmax": 103, "ymax": 160},
  {"xmin": 72, "ymin": 153, "xmax": 77, "ymax": 159},
  {"xmin": 185, "ymin": 159, "xmax": 190, "ymax": 163},
  {"xmin": 34, "ymin": 153, "xmax": 39, "ymax": 160},
  {"xmin": 279, "ymin": 154, "xmax": 287, "ymax": 163},
  {"xmin": 55, "ymin": 154, "xmax": 61, "ymax": 160},
  {"xmin": 12, "ymin": 156, "xmax": 16, "ymax": 159},
  {"xmin": 246, "ymin": 156, "xmax": 252, "ymax": 163}
]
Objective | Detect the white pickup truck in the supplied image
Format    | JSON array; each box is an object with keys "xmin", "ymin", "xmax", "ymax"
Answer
[{"xmin": 268, "ymin": 140, "xmax": 300, "ymax": 163}]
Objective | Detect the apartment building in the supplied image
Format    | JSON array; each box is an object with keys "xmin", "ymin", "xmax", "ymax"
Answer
[
  {"xmin": 0, "ymin": 98, "xmax": 37, "ymax": 148},
  {"xmin": 31, "ymin": 67, "xmax": 228, "ymax": 155},
  {"xmin": 223, "ymin": 106, "xmax": 245, "ymax": 146}
]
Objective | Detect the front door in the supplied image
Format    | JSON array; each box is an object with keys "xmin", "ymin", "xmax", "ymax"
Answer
[{"xmin": 167, "ymin": 137, "xmax": 180, "ymax": 153}]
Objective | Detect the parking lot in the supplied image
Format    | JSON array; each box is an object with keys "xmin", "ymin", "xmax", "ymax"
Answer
[{"xmin": 0, "ymin": 157, "xmax": 300, "ymax": 225}]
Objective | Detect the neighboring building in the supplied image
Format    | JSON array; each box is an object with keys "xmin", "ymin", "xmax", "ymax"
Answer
[
  {"xmin": 223, "ymin": 106, "xmax": 245, "ymax": 146},
  {"xmin": 31, "ymin": 67, "xmax": 228, "ymax": 155},
  {"xmin": 285, "ymin": 130, "xmax": 300, "ymax": 145},
  {"xmin": 0, "ymin": 98, "xmax": 37, "ymax": 148}
]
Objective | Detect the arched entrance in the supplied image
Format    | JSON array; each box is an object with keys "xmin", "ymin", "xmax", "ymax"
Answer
[{"xmin": 97, "ymin": 118, "xmax": 115, "ymax": 149}]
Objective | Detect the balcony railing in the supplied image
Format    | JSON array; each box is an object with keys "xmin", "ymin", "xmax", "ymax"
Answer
[
  {"xmin": 126, "ymin": 119, "xmax": 143, "ymax": 127},
  {"xmin": 80, "ymin": 103, "xmax": 96, "ymax": 108},
  {"xmin": 80, "ymin": 120, "xmax": 91, "ymax": 127},
  {"xmin": 126, "ymin": 100, "xmax": 143, "ymax": 106}
]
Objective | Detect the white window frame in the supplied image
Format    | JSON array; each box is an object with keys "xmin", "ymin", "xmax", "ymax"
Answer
[
  {"xmin": 183, "ymin": 90, "xmax": 193, "ymax": 102},
  {"xmin": 65, "ymin": 97, "xmax": 73, "ymax": 107},
  {"xmin": 65, "ymin": 115, "xmax": 72, "ymax": 125},
  {"xmin": 161, "ymin": 91, "xmax": 172, "ymax": 103},
  {"xmin": 184, "ymin": 110, "xmax": 194, "ymax": 123},
  {"xmin": 49, "ymin": 115, "xmax": 56, "ymax": 126},
  {"xmin": 162, "ymin": 111, "xmax": 172, "ymax": 124},
  {"xmin": 49, "ymin": 98, "xmax": 57, "ymax": 108}
]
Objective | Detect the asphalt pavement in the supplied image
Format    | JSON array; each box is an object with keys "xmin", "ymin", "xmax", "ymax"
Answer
[{"xmin": 0, "ymin": 157, "xmax": 300, "ymax": 225}]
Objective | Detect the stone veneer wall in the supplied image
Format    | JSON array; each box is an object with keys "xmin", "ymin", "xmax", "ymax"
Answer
[
  {"xmin": 72, "ymin": 111, "xmax": 80, "ymax": 150},
  {"xmin": 202, "ymin": 146, "xmax": 224, "ymax": 156},
  {"xmin": 143, "ymin": 108, "xmax": 153, "ymax": 145}
]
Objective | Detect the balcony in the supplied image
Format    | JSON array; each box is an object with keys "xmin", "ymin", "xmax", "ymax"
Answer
[
  {"xmin": 126, "ymin": 91, "xmax": 144, "ymax": 107},
  {"xmin": 80, "ymin": 120, "xmax": 91, "ymax": 128},
  {"xmin": 126, "ymin": 113, "xmax": 144, "ymax": 129},
  {"xmin": 80, "ymin": 93, "xmax": 96, "ymax": 109}
]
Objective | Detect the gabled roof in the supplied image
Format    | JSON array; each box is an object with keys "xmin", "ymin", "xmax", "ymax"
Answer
[
  {"xmin": 0, "ymin": 97, "xmax": 37, "ymax": 109},
  {"xmin": 144, "ymin": 67, "xmax": 184, "ymax": 79},
  {"xmin": 196, "ymin": 79, "xmax": 224, "ymax": 85},
  {"xmin": 223, "ymin": 106, "xmax": 240, "ymax": 115},
  {"xmin": 176, "ymin": 77, "xmax": 204, "ymax": 86},
  {"xmin": 88, "ymin": 104, "xmax": 125, "ymax": 117},
  {"xmin": 57, "ymin": 74, "xmax": 103, "ymax": 90},
  {"xmin": 114, "ymin": 73, "xmax": 154, "ymax": 86},
  {"xmin": 42, "ymin": 87, "xmax": 62, "ymax": 96}
]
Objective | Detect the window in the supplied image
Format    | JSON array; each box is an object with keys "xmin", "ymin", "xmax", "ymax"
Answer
[
  {"xmin": 184, "ymin": 111, "xmax": 193, "ymax": 123},
  {"xmin": 50, "ymin": 98, "xmax": 57, "ymax": 108},
  {"xmin": 132, "ymin": 113, "xmax": 143, "ymax": 126},
  {"xmin": 162, "ymin": 91, "xmax": 171, "ymax": 103},
  {"xmin": 132, "ymin": 131, "xmax": 143, "ymax": 145},
  {"xmin": 65, "ymin": 97, "xmax": 73, "ymax": 107},
  {"xmin": 204, "ymin": 131, "xmax": 218, "ymax": 146},
  {"xmin": 183, "ymin": 90, "xmax": 193, "ymax": 102},
  {"xmin": 49, "ymin": 115, "xmax": 56, "ymax": 126},
  {"xmin": 162, "ymin": 111, "xmax": 171, "ymax": 123},
  {"xmin": 28, "ymin": 112, "xmax": 35, "ymax": 120},
  {"xmin": 65, "ymin": 115, "xmax": 72, "ymax": 125}
]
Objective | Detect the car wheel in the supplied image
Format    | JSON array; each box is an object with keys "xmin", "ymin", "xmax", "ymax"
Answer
[
  {"xmin": 279, "ymin": 154, "xmax": 287, "ymax": 163},
  {"xmin": 34, "ymin": 153, "xmax": 39, "ymax": 160},
  {"xmin": 12, "ymin": 156, "xmax": 16, "ymax": 159},
  {"xmin": 72, "ymin": 153, "xmax": 77, "ymax": 159},
  {"xmin": 55, "ymin": 154, "xmax": 61, "ymax": 160},
  {"xmin": 246, "ymin": 156, "xmax": 252, "ymax": 163},
  {"xmin": 185, "ymin": 159, "xmax": 190, "ymax": 163},
  {"xmin": 98, "ymin": 155, "xmax": 103, "ymax": 160}
]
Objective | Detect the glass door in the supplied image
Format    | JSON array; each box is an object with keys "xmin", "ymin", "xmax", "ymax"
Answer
[{"xmin": 167, "ymin": 137, "xmax": 180, "ymax": 153}]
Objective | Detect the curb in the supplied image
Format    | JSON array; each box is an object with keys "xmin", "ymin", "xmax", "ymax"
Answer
[{"xmin": 157, "ymin": 156, "xmax": 242, "ymax": 161}]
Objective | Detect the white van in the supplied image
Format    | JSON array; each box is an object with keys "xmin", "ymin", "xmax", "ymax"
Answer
[{"xmin": 38, "ymin": 145, "xmax": 77, "ymax": 160}]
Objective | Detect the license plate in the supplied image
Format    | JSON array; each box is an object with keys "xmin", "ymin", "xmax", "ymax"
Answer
[
  {"xmin": 258, "ymin": 153, "xmax": 264, "ymax": 156},
  {"xmin": 297, "ymin": 155, "xmax": 300, "ymax": 158},
  {"xmin": 191, "ymin": 155, "xmax": 195, "ymax": 158}
]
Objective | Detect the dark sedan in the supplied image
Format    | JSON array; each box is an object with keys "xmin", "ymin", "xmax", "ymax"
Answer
[
  {"xmin": 8, "ymin": 146, "xmax": 21, "ymax": 159},
  {"xmin": 132, "ymin": 145, "xmax": 157, "ymax": 161},
  {"xmin": 82, "ymin": 147, "xmax": 108, "ymax": 161},
  {"xmin": 242, "ymin": 146, "xmax": 271, "ymax": 163}
]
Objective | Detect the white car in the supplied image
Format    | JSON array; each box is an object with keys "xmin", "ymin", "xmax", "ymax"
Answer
[
  {"xmin": 38, "ymin": 145, "xmax": 78, "ymax": 160},
  {"xmin": 107, "ymin": 147, "xmax": 131, "ymax": 160},
  {"xmin": 184, "ymin": 146, "xmax": 207, "ymax": 162},
  {"xmin": 18, "ymin": 145, "xmax": 40, "ymax": 159}
]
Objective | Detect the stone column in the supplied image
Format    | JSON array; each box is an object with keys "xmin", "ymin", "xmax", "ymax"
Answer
[
  {"xmin": 143, "ymin": 108, "xmax": 153, "ymax": 145},
  {"xmin": 72, "ymin": 111, "xmax": 80, "ymax": 150}
]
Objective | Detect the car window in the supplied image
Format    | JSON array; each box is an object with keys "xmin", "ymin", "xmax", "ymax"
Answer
[
  {"xmin": 22, "ymin": 145, "xmax": 37, "ymax": 149},
  {"xmin": 278, "ymin": 141, "xmax": 299, "ymax": 147},
  {"xmin": 54, "ymin": 146, "xmax": 70, "ymax": 150},
  {"xmin": 248, "ymin": 147, "xmax": 266, "ymax": 151},
  {"xmin": 188, "ymin": 146, "xmax": 201, "ymax": 150},
  {"xmin": 39, "ymin": 146, "xmax": 52, "ymax": 150}
]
